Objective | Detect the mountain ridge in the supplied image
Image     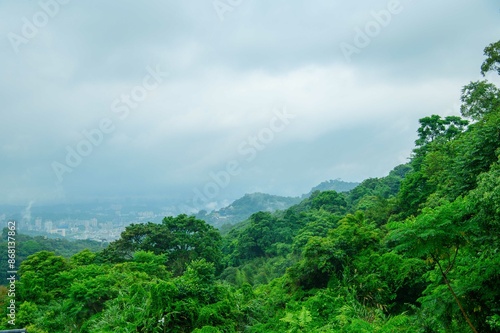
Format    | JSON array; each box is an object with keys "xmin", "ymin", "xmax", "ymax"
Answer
[{"xmin": 196, "ymin": 179, "xmax": 359, "ymax": 228}]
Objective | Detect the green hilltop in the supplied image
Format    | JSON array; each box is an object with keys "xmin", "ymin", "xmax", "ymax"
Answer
[{"xmin": 196, "ymin": 180, "xmax": 358, "ymax": 229}]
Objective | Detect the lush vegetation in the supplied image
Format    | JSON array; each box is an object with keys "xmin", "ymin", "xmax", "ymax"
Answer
[
  {"xmin": 0, "ymin": 230, "xmax": 102, "ymax": 281},
  {"xmin": 1, "ymin": 40, "xmax": 500, "ymax": 332},
  {"xmin": 305, "ymin": 179, "xmax": 360, "ymax": 197},
  {"xmin": 196, "ymin": 193, "xmax": 303, "ymax": 229}
]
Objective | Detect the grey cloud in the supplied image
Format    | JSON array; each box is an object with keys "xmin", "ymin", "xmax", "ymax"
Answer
[{"xmin": 0, "ymin": 0, "xmax": 497, "ymax": 206}]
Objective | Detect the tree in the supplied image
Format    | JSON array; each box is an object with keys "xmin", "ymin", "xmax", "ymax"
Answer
[
  {"xmin": 481, "ymin": 40, "xmax": 500, "ymax": 76},
  {"xmin": 18, "ymin": 251, "xmax": 69, "ymax": 303},
  {"xmin": 290, "ymin": 212, "xmax": 381, "ymax": 290},
  {"xmin": 388, "ymin": 199, "xmax": 479, "ymax": 333},
  {"xmin": 461, "ymin": 40, "xmax": 500, "ymax": 121},
  {"xmin": 415, "ymin": 115, "xmax": 468, "ymax": 147},
  {"xmin": 70, "ymin": 249, "xmax": 96, "ymax": 266},
  {"xmin": 162, "ymin": 215, "xmax": 222, "ymax": 275},
  {"xmin": 102, "ymin": 214, "xmax": 222, "ymax": 276},
  {"xmin": 460, "ymin": 80, "xmax": 500, "ymax": 121},
  {"xmin": 309, "ymin": 190, "xmax": 348, "ymax": 214},
  {"xmin": 280, "ymin": 306, "xmax": 312, "ymax": 333}
]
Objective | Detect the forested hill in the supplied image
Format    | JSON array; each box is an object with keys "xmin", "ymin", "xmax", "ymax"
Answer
[
  {"xmin": 0, "ymin": 231, "xmax": 102, "ymax": 281},
  {"xmin": 196, "ymin": 180, "xmax": 359, "ymax": 229},
  {"xmin": 195, "ymin": 193, "xmax": 302, "ymax": 228},
  {"xmin": 1, "ymin": 40, "xmax": 500, "ymax": 332},
  {"xmin": 304, "ymin": 179, "xmax": 359, "ymax": 197}
]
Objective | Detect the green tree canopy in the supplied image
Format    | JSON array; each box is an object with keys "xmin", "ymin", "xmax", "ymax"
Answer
[{"xmin": 102, "ymin": 214, "xmax": 222, "ymax": 275}]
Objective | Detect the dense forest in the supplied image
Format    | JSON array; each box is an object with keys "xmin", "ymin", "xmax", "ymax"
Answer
[
  {"xmin": 0, "ymin": 232, "xmax": 103, "ymax": 281},
  {"xmin": 1, "ymin": 40, "xmax": 499, "ymax": 332}
]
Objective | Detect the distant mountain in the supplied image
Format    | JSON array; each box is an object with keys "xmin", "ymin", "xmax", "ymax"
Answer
[
  {"xmin": 197, "ymin": 179, "xmax": 359, "ymax": 228},
  {"xmin": 304, "ymin": 179, "xmax": 359, "ymax": 197},
  {"xmin": 196, "ymin": 193, "xmax": 301, "ymax": 228}
]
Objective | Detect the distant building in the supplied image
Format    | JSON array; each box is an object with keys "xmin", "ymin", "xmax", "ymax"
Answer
[
  {"xmin": 50, "ymin": 229, "xmax": 66, "ymax": 237},
  {"xmin": 35, "ymin": 218, "xmax": 42, "ymax": 230},
  {"xmin": 44, "ymin": 220, "xmax": 53, "ymax": 232}
]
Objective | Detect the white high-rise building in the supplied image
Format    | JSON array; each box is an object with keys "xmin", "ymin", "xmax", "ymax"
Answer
[
  {"xmin": 35, "ymin": 218, "xmax": 42, "ymax": 230},
  {"xmin": 44, "ymin": 220, "xmax": 53, "ymax": 232}
]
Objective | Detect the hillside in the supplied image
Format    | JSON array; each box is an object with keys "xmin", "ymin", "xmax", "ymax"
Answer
[
  {"xmin": 195, "ymin": 192, "xmax": 302, "ymax": 228},
  {"xmin": 196, "ymin": 179, "xmax": 358, "ymax": 229},
  {"xmin": 304, "ymin": 179, "xmax": 359, "ymax": 197}
]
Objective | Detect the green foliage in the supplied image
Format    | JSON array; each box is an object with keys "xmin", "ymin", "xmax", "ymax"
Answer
[
  {"xmin": 347, "ymin": 168, "xmax": 407, "ymax": 209},
  {"xmin": 448, "ymin": 111, "xmax": 500, "ymax": 198},
  {"xmin": 102, "ymin": 214, "xmax": 222, "ymax": 275},
  {"xmin": 415, "ymin": 115, "xmax": 469, "ymax": 147},
  {"xmin": 481, "ymin": 40, "xmax": 500, "ymax": 76},
  {"xmin": 198, "ymin": 192, "xmax": 302, "ymax": 228},
  {"xmin": 0, "ymin": 230, "xmax": 101, "ymax": 282},
  {"xmin": 308, "ymin": 179, "xmax": 360, "ymax": 194},
  {"xmin": 220, "ymin": 256, "xmax": 295, "ymax": 286},
  {"xmin": 224, "ymin": 210, "xmax": 302, "ymax": 265},
  {"xmin": 309, "ymin": 190, "xmax": 348, "ymax": 214},
  {"xmin": 66, "ymin": 273, "xmax": 120, "ymax": 323},
  {"xmin": 70, "ymin": 249, "xmax": 97, "ymax": 266},
  {"xmin": 280, "ymin": 306, "xmax": 313, "ymax": 333},
  {"xmin": 292, "ymin": 210, "xmax": 341, "ymax": 254},
  {"xmin": 192, "ymin": 327, "xmax": 222, "ymax": 333},
  {"xmin": 289, "ymin": 212, "xmax": 382, "ymax": 290},
  {"xmin": 18, "ymin": 251, "xmax": 70, "ymax": 303},
  {"xmin": 388, "ymin": 199, "xmax": 472, "ymax": 260},
  {"xmin": 469, "ymin": 158, "xmax": 500, "ymax": 234},
  {"xmin": 16, "ymin": 301, "xmax": 40, "ymax": 327},
  {"xmin": 460, "ymin": 80, "xmax": 500, "ymax": 120}
]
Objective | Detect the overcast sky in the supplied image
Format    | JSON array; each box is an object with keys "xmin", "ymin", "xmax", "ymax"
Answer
[{"xmin": 1, "ymin": 0, "xmax": 499, "ymax": 210}]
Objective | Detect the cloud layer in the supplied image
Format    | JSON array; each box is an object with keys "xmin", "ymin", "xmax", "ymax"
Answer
[{"xmin": 1, "ymin": 0, "xmax": 499, "ymax": 208}]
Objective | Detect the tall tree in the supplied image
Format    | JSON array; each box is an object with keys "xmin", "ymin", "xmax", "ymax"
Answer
[{"xmin": 102, "ymin": 214, "xmax": 222, "ymax": 275}]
